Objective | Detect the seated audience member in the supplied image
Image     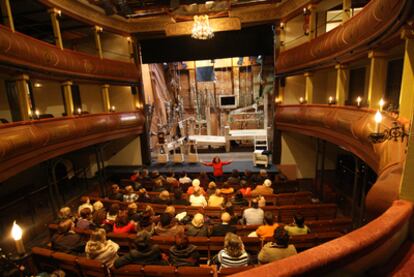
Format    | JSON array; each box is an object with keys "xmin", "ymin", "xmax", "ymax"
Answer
[
  {"xmin": 56, "ymin": 207, "xmax": 74, "ymax": 223},
  {"xmin": 284, "ymin": 214, "xmax": 311, "ymax": 236},
  {"xmin": 189, "ymin": 187, "xmax": 207, "ymax": 207},
  {"xmin": 141, "ymin": 169, "xmax": 154, "ymax": 191},
  {"xmin": 258, "ymin": 226, "xmax": 297, "ymax": 264},
  {"xmin": 186, "ymin": 213, "xmax": 209, "ymax": 237},
  {"xmin": 92, "ymin": 201, "xmax": 106, "ymax": 227},
  {"xmin": 256, "ymin": 212, "xmax": 279, "ymax": 238},
  {"xmin": 153, "ymin": 178, "xmax": 165, "ymax": 192},
  {"xmin": 152, "ymin": 170, "xmax": 166, "ymax": 186},
  {"xmin": 123, "ymin": 185, "xmax": 138, "ymax": 203},
  {"xmin": 179, "ymin": 171, "xmax": 192, "ymax": 186},
  {"xmin": 164, "ymin": 206, "xmax": 176, "ymax": 218},
  {"xmin": 258, "ymin": 196, "xmax": 266, "ymax": 208},
  {"xmin": 78, "ymin": 197, "xmax": 93, "ymax": 215},
  {"xmin": 251, "ymin": 179, "xmax": 273, "ymax": 196},
  {"xmin": 254, "ymin": 169, "xmax": 270, "ymax": 185},
  {"xmin": 206, "ymin": 181, "xmax": 217, "ymax": 196},
  {"xmin": 154, "ymin": 213, "xmax": 184, "ymax": 237},
  {"xmin": 220, "ymin": 182, "xmax": 234, "ymax": 195},
  {"xmin": 242, "ymin": 199, "xmax": 264, "ymax": 225},
  {"xmin": 225, "ymin": 203, "xmax": 240, "ymax": 225},
  {"xmin": 169, "ymin": 233, "xmax": 200, "ymax": 267},
  {"xmin": 187, "ymin": 179, "xmax": 206, "ymax": 195},
  {"xmin": 208, "ymin": 189, "xmax": 225, "ymax": 207},
  {"xmin": 239, "ymin": 180, "xmax": 252, "ymax": 197},
  {"xmin": 108, "ymin": 184, "xmax": 123, "ymax": 201},
  {"xmin": 76, "ymin": 207, "xmax": 93, "ymax": 230},
  {"xmin": 227, "ymin": 169, "xmax": 241, "ymax": 185},
  {"xmin": 114, "ymin": 231, "xmax": 164, "ymax": 268},
  {"xmin": 231, "ymin": 191, "xmax": 249, "ymax": 207},
  {"xmin": 217, "ymin": 233, "xmax": 249, "ymax": 268},
  {"xmin": 153, "ymin": 190, "xmax": 172, "ymax": 205},
  {"xmin": 130, "ymin": 170, "xmax": 140, "ymax": 182},
  {"xmin": 137, "ymin": 205, "xmax": 155, "ymax": 235},
  {"xmin": 85, "ymin": 228, "xmax": 120, "ymax": 268},
  {"xmin": 51, "ymin": 219, "xmax": 85, "ymax": 254},
  {"xmin": 127, "ymin": 203, "xmax": 140, "ymax": 222},
  {"xmin": 242, "ymin": 170, "xmax": 253, "ymax": 185},
  {"xmin": 197, "ymin": 171, "xmax": 210, "ymax": 189},
  {"xmin": 106, "ymin": 203, "xmax": 120, "ymax": 222},
  {"xmin": 113, "ymin": 212, "xmax": 136, "ymax": 234},
  {"xmin": 172, "ymin": 189, "xmax": 190, "ymax": 206},
  {"xmin": 166, "ymin": 170, "xmax": 180, "ymax": 190},
  {"xmin": 137, "ymin": 188, "xmax": 151, "ymax": 203},
  {"xmin": 211, "ymin": 212, "xmax": 237, "ymax": 236}
]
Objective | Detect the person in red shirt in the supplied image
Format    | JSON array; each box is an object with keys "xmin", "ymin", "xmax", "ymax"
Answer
[{"xmin": 202, "ymin": 156, "xmax": 232, "ymax": 182}]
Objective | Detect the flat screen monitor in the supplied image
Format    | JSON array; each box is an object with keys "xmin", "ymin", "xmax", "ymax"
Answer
[{"xmin": 219, "ymin": 95, "xmax": 238, "ymax": 109}]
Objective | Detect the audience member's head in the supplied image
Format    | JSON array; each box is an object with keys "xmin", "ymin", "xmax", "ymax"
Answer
[
  {"xmin": 111, "ymin": 184, "xmax": 120, "ymax": 193},
  {"xmin": 191, "ymin": 213, "xmax": 205, "ymax": 228},
  {"xmin": 89, "ymin": 228, "xmax": 107, "ymax": 244},
  {"xmin": 259, "ymin": 169, "xmax": 267, "ymax": 177},
  {"xmin": 165, "ymin": 206, "xmax": 176, "ymax": 217},
  {"xmin": 152, "ymin": 170, "xmax": 160, "ymax": 177},
  {"xmin": 231, "ymin": 169, "xmax": 239, "ymax": 178},
  {"xmin": 125, "ymin": 185, "xmax": 134, "ymax": 194},
  {"xmin": 244, "ymin": 169, "xmax": 252, "ymax": 177},
  {"xmin": 251, "ymin": 198, "xmax": 259, "ymax": 209},
  {"xmin": 221, "ymin": 212, "xmax": 231, "ymax": 224},
  {"xmin": 93, "ymin": 201, "xmax": 104, "ymax": 211},
  {"xmin": 225, "ymin": 203, "xmax": 235, "ymax": 216},
  {"xmin": 199, "ymin": 171, "xmax": 207, "ymax": 178},
  {"xmin": 108, "ymin": 204, "xmax": 120, "ymax": 216},
  {"xmin": 173, "ymin": 189, "xmax": 183, "ymax": 200},
  {"xmin": 264, "ymin": 179, "xmax": 272, "ymax": 187},
  {"xmin": 273, "ymin": 226, "xmax": 290, "ymax": 247},
  {"xmin": 263, "ymin": 211, "xmax": 274, "ymax": 226},
  {"xmin": 294, "ymin": 214, "xmax": 305, "ymax": 228},
  {"xmin": 192, "ymin": 179, "xmax": 201, "ymax": 188},
  {"xmin": 208, "ymin": 181, "xmax": 217, "ymax": 190},
  {"xmin": 59, "ymin": 207, "xmax": 72, "ymax": 219},
  {"xmin": 57, "ymin": 219, "xmax": 74, "ymax": 234},
  {"xmin": 160, "ymin": 213, "xmax": 172, "ymax": 227},
  {"xmin": 214, "ymin": 189, "xmax": 222, "ymax": 197},
  {"xmin": 128, "ymin": 203, "xmax": 138, "ymax": 214},
  {"xmin": 224, "ymin": 233, "xmax": 244, "ymax": 257},
  {"xmin": 167, "ymin": 170, "xmax": 175, "ymax": 178},
  {"xmin": 240, "ymin": 180, "xmax": 248, "ymax": 188},
  {"xmin": 80, "ymin": 207, "xmax": 92, "ymax": 220},
  {"xmin": 234, "ymin": 191, "xmax": 244, "ymax": 201},
  {"xmin": 115, "ymin": 211, "xmax": 129, "ymax": 227},
  {"xmin": 142, "ymin": 169, "xmax": 149, "ymax": 177},
  {"xmin": 134, "ymin": 230, "xmax": 151, "ymax": 251},
  {"xmin": 159, "ymin": 190, "xmax": 170, "ymax": 201}
]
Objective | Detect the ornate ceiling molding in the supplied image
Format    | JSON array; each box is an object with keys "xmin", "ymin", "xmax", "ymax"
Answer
[
  {"xmin": 0, "ymin": 26, "xmax": 140, "ymax": 84},
  {"xmin": 165, "ymin": 17, "xmax": 241, "ymax": 37},
  {"xmin": 0, "ymin": 111, "xmax": 145, "ymax": 182}
]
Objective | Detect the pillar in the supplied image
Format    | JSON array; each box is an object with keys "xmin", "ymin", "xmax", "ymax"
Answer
[
  {"xmin": 101, "ymin": 84, "xmax": 111, "ymax": 112},
  {"xmin": 398, "ymin": 29, "xmax": 414, "ymax": 120},
  {"xmin": 335, "ymin": 64, "xmax": 349, "ymax": 105},
  {"xmin": 1, "ymin": 0, "xmax": 14, "ymax": 32},
  {"xmin": 61, "ymin": 81, "xmax": 74, "ymax": 116},
  {"xmin": 304, "ymin": 72, "xmax": 314, "ymax": 104},
  {"xmin": 367, "ymin": 51, "xmax": 388, "ymax": 109},
  {"xmin": 94, "ymin": 26, "xmax": 104, "ymax": 59},
  {"xmin": 342, "ymin": 0, "xmax": 351, "ymax": 22},
  {"xmin": 308, "ymin": 5, "xmax": 317, "ymax": 40},
  {"xmin": 48, "ymin": 8, "xmax": 63, "ymax": 50},
  {"xmin": 14, "ymin": 74, "xmax": 31, "ymax": 121}
]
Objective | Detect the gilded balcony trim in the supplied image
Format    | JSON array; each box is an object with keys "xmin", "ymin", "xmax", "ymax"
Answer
[{"xmin": 0, "ymin": 111, "xmax": 145, "ymax": 182}]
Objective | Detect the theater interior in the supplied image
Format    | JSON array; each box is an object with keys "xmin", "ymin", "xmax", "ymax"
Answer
[{"xmin": 0, "ymin": 0, "xmax": 414, "ymax": 276}]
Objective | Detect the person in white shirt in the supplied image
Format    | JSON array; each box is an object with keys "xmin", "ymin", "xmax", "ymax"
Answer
[
  {"xmin": 189, "ymin": 187, "xmax": 207, "ymax": 207},
  {"xmin": 242, "ymin": 198, "xmax": 264, "ymax": 225},
  {"xmin": 179, "ymin": 171, "xmax": 192, "ymax": 185}
]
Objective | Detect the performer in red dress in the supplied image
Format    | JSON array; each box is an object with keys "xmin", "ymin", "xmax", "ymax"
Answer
[{"xmin": 202, "ymin": 156, "xmax": 232, "ymax": 182}]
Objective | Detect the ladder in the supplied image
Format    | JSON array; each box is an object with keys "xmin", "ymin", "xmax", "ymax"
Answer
[{"xmin": 254, "ymin": 136, "xmax": 268, "ymax": 151}]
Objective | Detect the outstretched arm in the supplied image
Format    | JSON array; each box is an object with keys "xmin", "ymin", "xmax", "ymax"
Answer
[{"xmin": 222, "ymin": 160, "xmax": 233, "ymax": 165}]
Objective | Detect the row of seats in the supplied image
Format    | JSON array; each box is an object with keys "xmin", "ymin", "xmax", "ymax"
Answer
[
  {"xmin": 32, "ymin": 246, "xmax": 251, "ymax": 277},
  {"xmin": 84, "ymin": 196, "xmax": 338, "ymax": 223}
]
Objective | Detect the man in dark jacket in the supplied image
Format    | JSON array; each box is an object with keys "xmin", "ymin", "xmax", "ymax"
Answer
[
  {"xmin": 210, "ymin": 212, "xmax": 237, "ymax": 236},
  {"xmin": 51, "ymin": 219, "xmax": 85, "ymax": 254},
  {"xmin": 169, "ymin": 233, "xmax": 200, "ymax": 267},
  {"xmin": 114, "ymin": 231, "xmax": 164, "ymax": 268}
]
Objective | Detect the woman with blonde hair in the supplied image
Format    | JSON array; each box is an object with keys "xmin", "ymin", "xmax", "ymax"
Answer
[
  {"xmin": 186, "ymin": 213, "xmax": 209, "ymax": 237},
  {"xmin": 217, "ymin": 233, "xmax": 249, "ymax": 268},
  {"xmin": 85, "ymin": 228, "xmax": 120, "ymax": 268}
]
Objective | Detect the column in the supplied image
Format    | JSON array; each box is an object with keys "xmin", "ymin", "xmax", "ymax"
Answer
[
  {"xmin": 335, "ymin": 64, "xmax": 349, "ymax": 105},
  {"xmin": 61, "ymin": 81, "xmax": 74, "ymax": 116},
  {"xmin": 367, "ymin": 51, "xmax": 387, "ymax": 109},
  {"xmin": 94, "ymin": 26, "xmax": 104, "ymax": 59},
  {"xmin": 308, "ymin": 5, "xmax": 317, "ymax": 40},
  {"xmin": 398, "ymin": 29, "xmax": 414, "ymax": 120},
  {"xmin": 126, "ymin": 36, "xmax": 134, "ymax": 62},
  {"xmin": 343, "ymin": 0, "xmax": 352, "ymax": 22},
  {"xmin": 48, "ymin": 8, "xmax": 63, "ymax": 50},
  {"xmin": 13, "ymin": 74, "xmax": 31, "ymax": 121},
  {"xmin": 101, "ymin": 84, "xmax": 111, "ymax": 112},
  {"xmin": 1, "ymin": 0, "xmax": 14, "ymax": 31},
  {"xmin": 279, "ymin": 23, "xmax": 286, "ymax": 51},
  {"xmin": 304, "ymin": 72, "xmax": 314, "ymax": 104}
]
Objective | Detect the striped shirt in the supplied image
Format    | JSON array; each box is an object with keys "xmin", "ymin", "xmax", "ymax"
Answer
[{"xmin": 217, "ymin": 249, "xmax": 249, "ymax": 268}]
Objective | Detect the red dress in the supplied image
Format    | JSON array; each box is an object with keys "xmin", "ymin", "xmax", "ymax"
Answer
[{"xmin": 204, "ymin": 161, "xmax": 231, "ymax": 177}]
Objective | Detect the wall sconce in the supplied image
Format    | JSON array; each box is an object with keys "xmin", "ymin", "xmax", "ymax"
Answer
[
  {"xmin": 275, "ymin": 97, "xmax": 282, "ymax": 104},
  {"xmin": 95, "ymin": 26, "xmax": 103, "ymax": 33},
  {"xmin": 11, "ymin": 221, "xmax": 25, "ymax": 255},
  {"xmin": 368, "ymin": 110, "xmax": 408, "ymax": 143},
  {"xmin": 110, "ymin": 106, "xmax": 116, "ymax": 112},
  {"xmin": 379, "ymin": 98, "xmax": 385, "ymax": 112},
  {"xmin": 299, "ymin": 97, "xmax": 307, "ymax": 104},
  {"xmin": 279, "ymin": 22, "xmax": 285, "ymax": 30},
  {"xmin": 328, "ymin": 96, "xmax": 336, "ymax": 105},
  {"xmin": 356, "ymin": 96, "xmax": 362, "ymax": 108},
  {"xmin": 34, "ymin": 109, "xmax": 40, "ymax": 119},
  {"xmin": 303, "ymin": 7, "xmax": 310, "ymax": 16},
  {"xmin": 77, "ymin": 108, "xmax": 82, "ymax": 115}
]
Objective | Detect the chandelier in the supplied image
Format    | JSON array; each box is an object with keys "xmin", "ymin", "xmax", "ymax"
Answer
[{"xmin": 191, "ymin": 15, "xmax": 214, "ymax": 40}]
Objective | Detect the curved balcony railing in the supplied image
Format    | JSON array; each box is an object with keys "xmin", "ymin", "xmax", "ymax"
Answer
[
  {"xmin": 0, "ymin": 26, "xmax": 140, "ymax": 83},
  {"xmin": 276, "ymin": 0, "xmax": 412, "ymax": 75},
  {"xmin": 0, "ymin": 111, "xmax": 145, "ymax": 182}
]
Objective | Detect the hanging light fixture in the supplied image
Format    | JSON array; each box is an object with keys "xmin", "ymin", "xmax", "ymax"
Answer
[{"xmin": 191, "ymin": 15, "xmax": 214, "ymax": 40}]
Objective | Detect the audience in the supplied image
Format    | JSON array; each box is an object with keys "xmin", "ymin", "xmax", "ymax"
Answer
[
  {"xmin": 208, "ymin": 189, "xmax": 224, "ymax": 207},
  {"xmin": 284, "ymin": 214, "xmax": 311, "ymax": 236},
  {"xmin": 172, "ymin": 189, "xmax": 190, "ymax": 206},
  {"xmin": 76, "ymin": 208, "xmax": 93, "ymax": 230},
  {"xmin": 123, "ymin": 186, "xmax": 138, "ymax": 203},
  {"xmin": 189, "ymin": 187, "xmax": 207, "ymax": 207},
  {"xmin": 239, "ymin": 180, "xmax": 251, "ymax": 197},
  {"xmin": 137, "ymin": 205, "xmax": 155, "ymax": 235},
  {"xmin": 231, "ymin": 191, "xmax": 249, "ymax": 207},
  {"xmin": 153, "ymin": 190, "xmax": 172, "ymax": 205},
  {"xmin": 166, "ymin": 170, "xmax": 180, "ymax": 190},
  {"xmin": 178, "ymin": 171, "xmax": 192, "ymax": 186},
  {"xmin": 197, "ymin": 171, "xmax": 210, "ymax": 189},
  {"xmin": 106, "ymin": 203, "xmax": 120, "ymax": 223},
  {"xmin": 137, "ymin": 188, "xmax": 151, "ymax": 203},
  {"xmin": 242, "ymin": 199, "xmax": 264, "ymax": 225},
  {"xmin": 251, "ymin": 179, "xmax": 273, "ymax": 196},
  {"xmin": 206, "ymin": 181, "xmax": 217, "ymax": 196},
  {"xmin": 78, "ymin": 197, "xmax": 93, "ymax": 215},
  {"xmin": 51, "ymin": 219, "xmax": 85, "ymax": 254},
  {"xmin": 56, "ymin": 207, "xmax": 74, "ymax": 223},
  {"xmin": 127, "ymin": 203, "xmax": 140, "ymax": 222},
  {"xmin": 113, "ymin": 212, "xmax": 136, "ymax": 234},
  {"xmin": 258, "ymin": 226, "xmax": 297, "ymax": 264},
  {"xmin": 168, "ymin": 233, "xmax": 200, "ymax": 267},
  {"xmin": 220, "ymin": 182, "xmax": 235, "ymax": 195},
  {"xmin": 155, "ymin": 213, "xmax": 184, "ymax": 237},
  {"xmin": 187, "ymin": 179, "xmax": 206, "ymax": 195},
  {"xmin": 254, "ymin": 169, "xmax": 270, "ymax": 185},
  {"xmin": 256, "ymin": 212, "xmax": 279, "ymax": 238},
  {"xmin": 211, "ymin": 212, "xmax": 237, "ymax": 236},
  {"xmin": 227, "ymin": 169, "xmax": 241, "ymax": 185},
  {"xmin": 108, "ymin": 184, "xmax": 123, "ymax": 201},
  {"xmin": 216, "ymin": 233, "xmax": 249, "ymax": 268},
  {"xmin": 114, "ymin": 231, "xmax": 164, "ymax": 268},
  {"xmin": 186, "ymin": 213, "xmax": 209, "ymax": 237},
  {"xmin": 85, "ymin": 228, "xmax": 120, "ymax": 268}
]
